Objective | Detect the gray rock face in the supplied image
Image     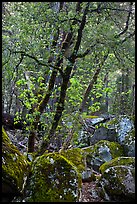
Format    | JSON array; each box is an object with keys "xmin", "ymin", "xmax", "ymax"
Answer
[
  {"xmin": 90, "ymin": 126, "xmax": 117, "ymax": 145},
  {"xmin": 98, "ymin": 165, "xmax": 135, "ymax": 202},
  {"xmin": 85, "ymin": 140, "xmax": 124, "ymax": 172},
  {"xmin": 117, "ymin": 117, "xmax": 134, "ymax": 143},
  {"xmin": 122, "ymin": 129, "xmax": 135, "ymax": 157},
  {"xmin": 82, "ymin": 168, "xmax": 96, "ymax": 182},
  {"xmin": 116, "ymin": 117, "xmax": 135, "ymax": 157}
]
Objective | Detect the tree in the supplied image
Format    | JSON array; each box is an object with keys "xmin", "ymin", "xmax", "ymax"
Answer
[{"xmin": 2, "ymin": 2, "xmax": 135, "ymax": 154}]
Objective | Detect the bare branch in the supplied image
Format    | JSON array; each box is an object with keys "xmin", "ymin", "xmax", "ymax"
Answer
[
  {"xmin": 12, "ymin": 50, "xmax": 64, "ymax": 77},
  {"xmin": 13, "ymin": 54, "xmax": 24, "ymax": 73},
  {"xmin": 117, "ymin": 2, "xmax": 133, "ymax": 37},
  {"xmin": 100, "ymin": 7, "xmax": 132, "ymax": 13},
  {"xmin": 76, "ymin": 43, "xmax": 97, "ymax": 59},
  {"xmin": 73, "ymin": 2, "xmax": 90, "ymax": 54},
  {"xmin": 76, "ymin": 2, "xmax": 82, "ymax": 13},
  {"xmin": 68, "ymin": 2, "xmax": 90, "ymax": 63},
  {"xmin": 2, "ymin": 29, "xmax": 13, "ymax": 35},
  {"xmin": 121, "ymin": 31, "xmax": 135, "ymax": 44}
]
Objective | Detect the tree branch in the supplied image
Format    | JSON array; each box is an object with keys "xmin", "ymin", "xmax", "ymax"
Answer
[
  {"xmin": 79, "ymin": 53, "xmax": 109, "ymax": 112},
  {"xmin": 71, "ymin": 2, "xmax": 90, "ymax": 58},
  {"xmin": 117, "ymin": 2, "xmax": 133, "ymax": 37},
  {"xmin": 13, "ymin": 54, "xmax": 24, "ymax": 73},
  {"xmin": 39, "ymin": 3, "xmax": 90, "ymax": 155},
  {"xmin": 76, "ymin": 43, "xmax": 97, "ymax": 59},
  {"xmin": 121, "ymin": 31, "xmax": 135, "ymax": 44},
  {"xmin": 12, "ymin": 50, "xmax": 64, "ymax": 77}
]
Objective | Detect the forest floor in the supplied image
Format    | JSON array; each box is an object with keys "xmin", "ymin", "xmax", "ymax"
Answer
[
  {"xmin": 7, "ymin": 130, "xmax": 106, "ymax": 202},
  {"xmin": 80, "ymin": 181, "xmax": 105, "ymax": 202}
]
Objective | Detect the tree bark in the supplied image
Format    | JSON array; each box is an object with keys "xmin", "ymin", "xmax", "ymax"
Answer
[
  {"xmin": 27, "ymin": 3, "xmax": 65, "ymax": 153},
  {"xmin": 39, "ymin": 2, "xmax": 90, "ymax": 155},
  {"xmin": 79, "ymin": 53, "xmax": 108, "ymax": 113}
]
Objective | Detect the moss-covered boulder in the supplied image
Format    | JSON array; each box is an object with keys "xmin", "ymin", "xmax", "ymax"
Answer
[
  {"xmin": 84, "ymin": 140, "xmax": 124, "ymax": 172},
  {"xmin": 23, "ymin": 152, "xmax": 82, "ymax": 202},
  {"xmin": 2, "ymin": 127, "xmax": 30, "ymax": 202},
  {"xmin": 97, "ymin": 160, "xmax": 135, "ymax": 201},
  {"xmin": 99, "ymin": 156, "xmax": 135, "ymax": 174},
  {"xmin": 60, "ymin": 148, "xmax": 96, "ymax": 182},
  {"xmin": 60, "ymin": 148, "xmax": 85, "ymax": 173}
]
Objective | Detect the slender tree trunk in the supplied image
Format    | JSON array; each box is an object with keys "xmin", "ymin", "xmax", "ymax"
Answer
[
  {"xmin": 104, "ymin": 71, "xmax": 109, "ymax": 112},
  {"xmin": 40, "ymin": 65, "xmax": 73, "ymax": 154},
  {"xmin": 27, "ymin": 16, "xmax": 74, "ymax": 153},
  {"xmin": 132, "ymin": 83, "xmax": 135, "ymax": 115},
  {"xmin": 28, "ymin": 130, "xmax": 36, "ymax": 153},
  {"xmin": 120, "ymin": 70, "xmax": 125, "ymax": 115},
  {"xmin": 39, "ymin": 2, "xmax": 90, "ymax": 155},
  {"xmin": 79, "ymin": 54, "xmax": 108, "ymax": 113}
]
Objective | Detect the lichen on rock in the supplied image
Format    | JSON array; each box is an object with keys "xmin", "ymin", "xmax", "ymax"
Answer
[
  {"xmin": 99, "ymin": 156, "xmax": 135, "ymax": 174},
  {"xmin": 122, "ymin": 128, "xmax": 135, "ymax": 156},
  {"xmin": 23, "ymin": 152, "xmax": 82, "ymax": 202},
  {"xmin": 2, "ymin": 127, "xmax": 30, "ymax": 201},
  {"xmin": 85, "ymin": 140, "xmax": 124, "ymax": 172},
  {"xmin": 97, "ymin": 165, "xmax": 135, "ymax": 201}
]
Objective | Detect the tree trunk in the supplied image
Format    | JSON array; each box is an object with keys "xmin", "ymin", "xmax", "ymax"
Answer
[
  {"xmin": 104, "ymin": 71, "xmax": 109, "ymax": 112},
  {"xmin": 40, "ymin": 66, "xmax": 73, "ymax": 154},
  {"xmin": 39, "ymin": 3, "xmax": 90, "ymax": 155},
  {"xmin": 79, "ymin": 54, "xmax": 108, "ymax": 113},
  {"xmin": 27, "ymin": 2, "xmax": 66, "ymax": 153},
  {"xmin": 132, "ymin": 83, "xmax": 135, "ymax": 115}
]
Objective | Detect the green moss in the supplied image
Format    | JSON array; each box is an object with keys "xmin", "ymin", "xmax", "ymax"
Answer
[
  {"xmin": 2, "ymin": 127, "xmax": 12, "ymax": 143},
  {"xmin": 107, "ymin": 118, "xmax": 119, "ymax": 126},
  {"xmin": 98, "ymin": 165, "xmax": 135, "ymax": 201},
  {"xmin": 25, "ymin": 152, "xmax": 82, "ymax": 202},
  {"xmin": 84, "ymin": 140, "xmax": 124, "ymax": 171},
  {"xmin": 82, "ymin": 146, "xmax": 94, "ymax": 154},
  {"xmin": 99, "ymin": 156, "xmax": 135, "ymax": 173},
  {"xmin": 60, "ymin": 148, "xmax": 85, "ymax": 173},
  {"xmin": 89, "ymin": 140, "xmax": 124, "ymax": 158},
  {"xmin": 2, "ymin": 127, "xmax": 30, "ymax": 191}
]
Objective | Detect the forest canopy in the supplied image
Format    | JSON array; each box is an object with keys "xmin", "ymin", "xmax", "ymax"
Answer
[{"xmin": 2, "ymin": 2, "xmax": 135, "ymax": 154}]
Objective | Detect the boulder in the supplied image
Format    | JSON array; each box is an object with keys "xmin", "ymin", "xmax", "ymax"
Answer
[
  {"xmin": 22, "ymin": 152, "xmax": 82, "ymax": 202},
  {"xmin": 99, "ymin": 156, "xmax": 135, "ymax": 173},
  {"xmin": 60, "ymin": 148, "xmax": 96, "ymax": 183},
  {"xmin": 118, "ymin": 128, "xmax": 135, "ymax": 157},
  {"xmin": 106, "ymin": 116, "xmax": 135, "ymax": 157},
  {"xmin": 90, "ymin": 126, "xmax": 117, "ymax": 145},
  {"xmin": 116, "ymin": 116, "xmax": 134, "ymax": 143},
  {"xmin": 97, "ymin": 157, "xmax": 135, "ymax": 201},
  {"xmin": 2, "ymin": 127, "xmax": 30, "ymax": 202},
  {"xmin": 115, "ymin": 116, "xmax": 135, "ymax": 157},
  {"xmin": 77, "ymin": 115, "xmax": 115, "ymax": 148},
  {"xmin": 84, "ymin": 140, "xmax": 124, "ymax": 172},
  {"xmin": 60, "ymin": 148, "xmax": 85, "ymax": 173}
]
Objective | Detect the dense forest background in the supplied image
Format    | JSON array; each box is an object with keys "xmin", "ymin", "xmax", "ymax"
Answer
[{"xmin": 2, "ymin": 2, "xmax": 135, "ymax": 154}]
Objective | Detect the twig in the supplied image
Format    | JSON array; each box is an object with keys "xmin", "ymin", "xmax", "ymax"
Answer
[{"xmin": 12, "ymin": 50, "xmax": 64, "ymax": 77}]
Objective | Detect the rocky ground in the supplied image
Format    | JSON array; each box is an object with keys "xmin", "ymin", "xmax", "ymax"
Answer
[
  {"xmin": 6, "ymin": 130, "xmax": 105, "ymax": 202},
  {"xmin": 5, "ymin": 127, "xmax": 135, "ymax": 202},
  {"xmin": 80, "ymin": 181, "xmax": 105, "ymax": 202}
]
